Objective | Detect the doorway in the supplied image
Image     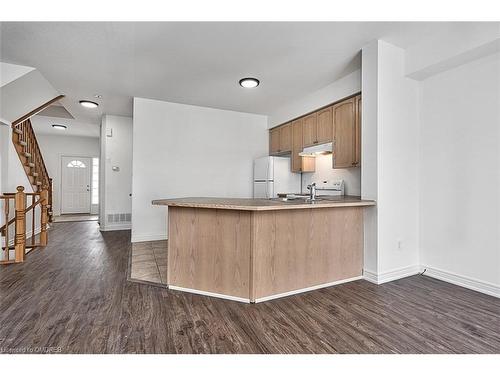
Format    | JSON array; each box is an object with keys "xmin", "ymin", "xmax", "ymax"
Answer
[{"xmin": 61, "ymin": 156, "xmax": 92, "ymax": 214}]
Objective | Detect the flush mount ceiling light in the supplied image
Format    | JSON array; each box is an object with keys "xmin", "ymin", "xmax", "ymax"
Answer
[
  {"xmin": 79, "ymin": 100, "xmax": 99, "ymax": 108},
  {"xmin": 52, "ymin": 124, "xmax": 67, "ymax": 130},
  {"xmin": 239, "ymin": 78, "xmax": 260, "ymax": 88}
]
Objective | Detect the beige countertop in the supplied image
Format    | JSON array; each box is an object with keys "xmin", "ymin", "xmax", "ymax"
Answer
[{"xmin": 152, "ymin": 196, "xmax": 376, "ymax": 211}]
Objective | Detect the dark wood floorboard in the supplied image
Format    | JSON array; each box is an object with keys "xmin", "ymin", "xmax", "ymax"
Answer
[{"xmin": 0, "ymin": 221, "xmax": 499, "ymax": 354}]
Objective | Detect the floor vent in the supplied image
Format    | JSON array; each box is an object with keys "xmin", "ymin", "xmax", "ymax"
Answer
[{"xmin": 107, "ymin": 213, "xmax": 131, "ymax": 223}]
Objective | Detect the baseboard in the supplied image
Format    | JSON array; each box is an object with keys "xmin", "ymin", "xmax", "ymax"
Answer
[
  {"xmin": 363, "ymin": 265, "xmax": 421, "ymax": 284},
  {"xmin": 422, "ymin": 266, "xmax": 500, "ymax": 299},
  {"xmin": 168, "ymin": 285, "xmax": 250, "ymax": 303},
  {"xmin": 131, "ymin": 233, "xmax": 168, "ymax": 243},
  {"xmin": 254, "ymin": 276, "xmax": 364, "ymax": 303},
  {"xmin": 100, "ymin": 223, "xmax": 131, "ymax": 231}
]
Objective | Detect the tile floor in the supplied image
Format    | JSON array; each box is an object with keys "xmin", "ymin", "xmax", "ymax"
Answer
[{"xmin": 129, "ymin": 240, "xmax": 167, "ymax": 284}]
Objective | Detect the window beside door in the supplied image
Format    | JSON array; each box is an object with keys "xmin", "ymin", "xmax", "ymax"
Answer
[{"xmin": 92, "ymin": 157, "xmax": 99, "ymax": 205}]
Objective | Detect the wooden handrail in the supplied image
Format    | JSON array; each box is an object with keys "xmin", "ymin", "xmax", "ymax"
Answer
[
  {"xmin": 12, "ymin": 95, "xmax": 65, "ymax": 126},
  {"xmin": 0, "ymin": 196, "xmax": 42, "ymax": 232},
  {"xmin": 1, "ymin": 186, "xmax": 49, "ymax": 264}
]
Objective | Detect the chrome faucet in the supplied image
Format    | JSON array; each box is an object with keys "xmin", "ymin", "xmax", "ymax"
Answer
[{"xmin": 307, "ymin": 183, "xmax": 317, "ymax": 201}]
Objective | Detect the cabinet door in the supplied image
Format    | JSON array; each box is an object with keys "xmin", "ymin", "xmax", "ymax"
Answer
[
  {"xmin": 302, "ymin": 113, "xmax": 317, "ymax": 147},
  {"xmin": 292, "ymin": 119, "xmax": 315, "ymax": 173},
  {"xmin": 269, "ymin": 127, "xmax": 281, "ymax": 154},
  {"xmin": 291, "ymin": 119, "xmax": 303, "ymax": 172},
  {"xmin": 354, "ymin": 95, "xmax": 361, "ymax": 166},
  {"xmin": 332, "ymin": 98, "xmax": 356, "ymax": 169},
  {"xmin": 279, "ymin": 123, "xmax": 292, "ymax": 153},
  {"xmin": 316, "ymin": 106, "xmax": 333, "ymax": 144}
]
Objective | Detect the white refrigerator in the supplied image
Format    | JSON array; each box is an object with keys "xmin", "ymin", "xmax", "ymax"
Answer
[{"xmin": 253, "ymin": 156, "xmax": 301, "ymax": 198}]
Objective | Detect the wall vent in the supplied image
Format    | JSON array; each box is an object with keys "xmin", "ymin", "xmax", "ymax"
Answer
[{"xmin": 107, "ymin": 213, "xmax": 131, "ymax": 223}]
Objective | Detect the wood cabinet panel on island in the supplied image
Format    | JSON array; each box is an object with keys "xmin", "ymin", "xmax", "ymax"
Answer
[{"xmin": 153, "ymin": 197, "xmax": 375, "ymax": 303}]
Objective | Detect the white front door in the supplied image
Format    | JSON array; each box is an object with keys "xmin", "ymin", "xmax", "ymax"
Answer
[{"xmin": 61, "ymin": 156, "xmax": 91, "ymax": 214}]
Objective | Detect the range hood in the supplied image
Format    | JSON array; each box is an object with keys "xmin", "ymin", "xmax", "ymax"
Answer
[{"xmin": 299, "ymin": 142, "xmax": 333, "ymax": 157}]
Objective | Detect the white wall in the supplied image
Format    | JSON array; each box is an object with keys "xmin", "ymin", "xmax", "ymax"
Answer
[
  {"xmin": 361, "ymin": 40, "xmax": 379, "ymax": 275},
  {"xmin": 419, "ymin": 52, "xmax": 500, "ymax": 289},
  {"xmin": 132, "ymin": 97, "xmax": 268, "ymax": 242},
  {"xmin": 36, "ymin": 133, "xmax": 99, "ymax": 216},
  {"xmin": 377, "ymin": 41, "xmax": 421, "ymax": 275},
  {"xmin": 100, "ymin": 115, "xmax": 133, "ymax": 231},
  {"xmin": 405, "ymin": 23, "xmax": 500, "ymax": 80},
  {"xmin": 267, "ymin": 70, "xmax": 361, "ymax": 128},
  {"xmin": 361, "ymin": 40, "xmax": 420, "ymax": 281}
]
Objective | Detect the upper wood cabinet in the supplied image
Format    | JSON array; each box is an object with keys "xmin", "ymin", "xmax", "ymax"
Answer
[
  {"xmin": 303, "ymin": 108, "xmax": 333, "ymax": 147},
  {"xmin": 317, "ymin": 106, "xmax": 333, "ymax": 144},
  {"xmin": 354, "ymin": 95, "xmax": 361, "ymax": 165},
  {"xmin": 332, "ymin": 96, "xmax": 358, "ymax": 169},
  {"xmin": 269, "ymin": 93, "xmax": 361, "ymax": 171},
  {"xmin": 279, "ymin": 123, "xmax": 292, "ymax": 153},
  {"xmin": 302, "ymin": 113, "xmax": 318, "ymax": 147},
  {"xmin": 269, "ymin": 127, "xmax": 281, "ymax": 154},
  {"xmin": 269, "ymin": 123, "xmax": 292, "ymax": 155},
  {"xmin": 291, "ymin": 119, "xmax": 315, "ymax": 173}
]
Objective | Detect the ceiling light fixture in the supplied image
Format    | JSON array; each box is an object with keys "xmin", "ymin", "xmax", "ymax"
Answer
[
  {"xmin": 52, "ymin": 124, "xmax": 67, "ymax": 130},
  {"xmin": 239, "ymin": 78, "xmax": 260, "ymax": 88},
  {"xmin": 79, "ymin": 100, "xmax": 99, "ymax": 108}
]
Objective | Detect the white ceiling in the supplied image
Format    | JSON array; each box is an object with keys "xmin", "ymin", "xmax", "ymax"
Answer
[{"xmin": 1, "ymin": 22, "xmax": 464, "ymax": 125}]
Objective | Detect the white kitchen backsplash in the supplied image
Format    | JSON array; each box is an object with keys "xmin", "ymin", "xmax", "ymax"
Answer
[{"xmin": 301, "ymin": 154, "xmax": 361, "ymax": 196}]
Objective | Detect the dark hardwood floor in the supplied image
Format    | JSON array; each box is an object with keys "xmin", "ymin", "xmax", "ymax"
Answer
[{"xmin": 0, "ymin": 221, "xmax": 499, "ymax": 354}]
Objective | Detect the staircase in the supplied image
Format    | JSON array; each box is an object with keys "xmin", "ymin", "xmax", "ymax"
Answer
[
  {"xmin": 0, "ymin": 97, "xmax": 60, "ymax": 264},
  {"xmin": 11, "ymin": 118, "xmax": 53, "ymax": 222}
]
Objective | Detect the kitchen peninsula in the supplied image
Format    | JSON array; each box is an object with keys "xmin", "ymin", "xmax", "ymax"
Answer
[{"xmin": 152, "ymin": 196, "xmax": 375, "ymax": 303}]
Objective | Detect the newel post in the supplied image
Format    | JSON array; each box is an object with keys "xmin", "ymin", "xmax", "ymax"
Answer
[
  {"xmin": 40, "ymin": 188, "xmax": 49, "ymax": 246},
  {"xmin": 14, "ymin": 186, "xmax": 26, "ymax": 262}
]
